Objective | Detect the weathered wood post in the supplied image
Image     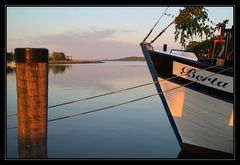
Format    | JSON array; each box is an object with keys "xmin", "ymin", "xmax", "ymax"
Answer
[
  {"xmin": 163, "ymin": 44, "xmax": 167, "ymax": 51},
  {"xmin": 15, "ymin": 48, "xmax": 48, "ymax": 158}
]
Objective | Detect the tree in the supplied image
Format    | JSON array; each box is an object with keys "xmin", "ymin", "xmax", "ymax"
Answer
[
  {"xmin": 174, "ymin": 7, "xmax": 229, "ymax": 48},
  {"xmin": 50, "ymin": 52, "xmax": 66, "ymax": 61},
  {"xmin": 6, "ymin": 52, "xmax": 14, "ymax": 62},
  {"xmin": 185, "ymin": 38, "xmax": 214, "ymax": 58},
  {"xmin": 215, "ymin": 20, "xmax": 229, "ymax": 31}
]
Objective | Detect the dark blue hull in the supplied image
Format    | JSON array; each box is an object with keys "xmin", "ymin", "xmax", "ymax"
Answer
[{"xmin": 147, "ymin": 49, "xmax": 233, "ymax": 103}]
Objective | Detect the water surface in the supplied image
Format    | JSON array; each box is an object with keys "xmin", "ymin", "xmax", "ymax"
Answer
[{"xmin": 6, "ymin": 61, "xmax": 180, "ymax": 158}]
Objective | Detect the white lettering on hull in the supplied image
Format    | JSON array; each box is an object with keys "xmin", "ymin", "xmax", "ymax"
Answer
[{"xmin": 172, "ymin": 61, "xmax": 233, "ymax": 93}]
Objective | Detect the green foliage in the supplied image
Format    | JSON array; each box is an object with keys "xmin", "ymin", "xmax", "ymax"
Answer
[
  {"xmin": 185, "ymin": 38, "xmax": 214, "ymax": 58},
  {"xmin": 174, "ymin": 7, "xmax": 210, "ymax": 47},
  {"xmin": 6, "ymin": 52, "xmax": 14, "ymax": 62},
  {"xmin": 51, "ymin": 52, "xmax": 66, "ymax": 61},
  {"xmin": 215, "ymin": 20, "xmax": 229, "ymax": 31},
  {"xmin": 174, "ymin": 7, "xmax": 229, "ymax": 48}
]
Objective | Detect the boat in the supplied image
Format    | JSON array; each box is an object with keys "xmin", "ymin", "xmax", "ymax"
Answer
[{"xmin": 140, "ymin": 12, "xmax": 234, "ymax": 158}]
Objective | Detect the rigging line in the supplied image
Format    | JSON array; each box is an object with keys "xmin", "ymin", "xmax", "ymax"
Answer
[
  {"xmin": 143, "ymin": 7, "xmax": 169, "ymax": 42},
  {"xmin": 150, "ymin": 19, "xmax": 175, "ymax": 44},
  {"xmin": 6, "ymin": 63, "xmax": 222, "ymax": 118},
  {"xmin": 7, "ymin": 66, "xmax": 232, "ymax": 129}
]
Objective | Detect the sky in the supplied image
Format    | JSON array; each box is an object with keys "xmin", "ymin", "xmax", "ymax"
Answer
[{"xmin": 7, "ymin": 6, "xmax": 234, "ymax": 60}]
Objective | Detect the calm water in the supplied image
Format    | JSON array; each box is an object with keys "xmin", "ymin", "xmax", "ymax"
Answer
[{"xmin": 6, "ymin": 61, "xmax": 180, "ymax": 159}]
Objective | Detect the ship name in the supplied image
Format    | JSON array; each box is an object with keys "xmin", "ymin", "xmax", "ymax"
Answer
[{"xmin": 181, "ymin": 67, "xmax": 228, "ymax": 88}]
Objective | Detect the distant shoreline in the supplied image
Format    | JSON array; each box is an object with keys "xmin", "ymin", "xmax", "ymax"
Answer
[
  {"xmin": 48, "ymin": 60, "xmax": 104, "ymax": 64},
  {"xmin": 48, "ymin": 56, "xmax": 145, "ymax": 64},
  {"xmin": 7, "ymin": 56, "xmax": 145, "ymax": 66},
  {"xmin": 103, "ymin": 56, "xmax": 145, "ymax": 61}
]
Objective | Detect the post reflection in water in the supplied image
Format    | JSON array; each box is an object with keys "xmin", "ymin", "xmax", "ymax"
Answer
[{"xmin": 15, "ymin": 48, "xmax": 48, "ymax": 158}]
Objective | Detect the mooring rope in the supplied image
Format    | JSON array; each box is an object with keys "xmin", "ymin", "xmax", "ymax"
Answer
[
  {"xmin": 46, "ymin": 66, "xmax": 233, "ymax": 122},
  {"xmin": 7, "ymin": 66, "xmax": 232, "ymax": 130},
  {"xmin": 6, "ymin": 63, "xmax": 223, "ymax": 118},
  {"xmin": 6, "ymin": 73, "xmax": 182, "ymax": 118}
]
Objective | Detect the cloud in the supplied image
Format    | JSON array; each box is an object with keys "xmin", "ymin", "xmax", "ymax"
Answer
[{"xmin": 8, "ymin": 28, "xmax": 142, "ymax": 60}]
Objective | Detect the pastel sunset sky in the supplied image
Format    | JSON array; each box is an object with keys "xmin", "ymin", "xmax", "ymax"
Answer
[{"xmin": 7, "ymin": 6, "xmax": 233, "ymax": 60}]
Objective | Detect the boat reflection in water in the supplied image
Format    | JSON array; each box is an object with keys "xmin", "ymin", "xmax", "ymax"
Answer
[{"xmin": 228, "ymin": 111, "xmax": 233, "ymax": 127}]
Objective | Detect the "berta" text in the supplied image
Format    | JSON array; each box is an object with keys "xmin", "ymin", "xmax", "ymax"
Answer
[{"xmin": 181, "ymin": 67, "xmax": 228, "ymax": 88}]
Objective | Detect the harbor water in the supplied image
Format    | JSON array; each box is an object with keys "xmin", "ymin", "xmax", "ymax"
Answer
[{"xmin": 6, "ymin": 61, "xmax": 180, "ymax": 158}]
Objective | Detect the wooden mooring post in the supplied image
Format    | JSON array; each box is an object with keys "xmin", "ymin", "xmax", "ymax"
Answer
[{"xmin": 15, "ymin": 48, "xmax": 48, "ymax": 158}]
